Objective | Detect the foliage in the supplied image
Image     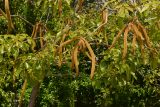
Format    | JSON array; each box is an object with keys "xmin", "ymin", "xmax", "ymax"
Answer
[{"xmin": 0, "ymin": 0, "xmax": 160, "ymax": 107}]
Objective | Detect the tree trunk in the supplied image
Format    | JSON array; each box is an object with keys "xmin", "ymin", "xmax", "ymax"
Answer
[{"xmin": 28, "ymin": 82, "xmax": 40, "ymax": 107}]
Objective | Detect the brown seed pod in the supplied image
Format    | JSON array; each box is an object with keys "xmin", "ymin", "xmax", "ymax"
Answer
[
  {"xmin": 131, "ymin": 23, "xmax": 144, "ymax": 41},
  {"xmin": 77, "ymin": 40, "xmax": 83, "ymax": 50},
  {"xmin": 39, "ymin": 25, "xmax": 44, "ymax": 48},
  {"xmin": 31, "ymin": 25, "xmax": 36, "ymax": 38},
  {"xmin": 71, "ymin": 49, "xmax": 75, "ymax": 70},
  {"xmin": 73, "ymin": 46, "xmax": 79, "ymax": 76},
  {"xmin": 81, "ymin": 38, "xmax": 96, "ymax": 79},
  {"xmin": 78, "ymin": 39, "xmax": 86, "ymax": 51},
  {"xmin": 5, "ymin": 0, "xmax": 14, "ymax": 33},
  {"xmin": 58, "ymin": 0, "xmax": 62, "ymax": 16},
  {"xmin": 137, "ymin": 22, "xmax": 152, "ymax": 48},
  {"xmin": 58, "ymin": 37, "xmax": 79, "ymax": 67},
  {"xmin": 58, "ymin": 33, "xmax": 68, "ymax": 67},
  {"xmin": 122, "ymin": 26, "xmax": 129, "ymax": 62},
  {"xmin": 102, "ymin": 9, "xmax": 108, "ymax": 24},
  {"xmin": 59, "ymin": 37, "xmax": 79, "ymax": 48},
  {"xmin": 136, "ymin": 33, "xmax": 145, "ymax": 62},
  {"xmin": 33, "ymin": 23, "xmax": 40, "ymax": 39},
  {"xmin": 131, "ymin": 34, "xmax": 137, "ymax": 55},
  {"xmin": 140, "ymin": 41, "xmax": 145, "ymax": 62},
  {"xmin": 109, "ymin": 25, "xmax": 127, "ymax": 49}
]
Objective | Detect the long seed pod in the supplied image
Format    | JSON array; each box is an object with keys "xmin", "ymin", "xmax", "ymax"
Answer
[
  {"xmin": 96, "ymin": 9, "xmax": 108, "ymax": 34},
  {"xmin": 136, "ymin": 33, "xmax": 145, "ymax": 62},
  {"xmin": 58, "ymin": 37, "xmax": 79, "ymax": 67},
  {"xmin": 31, "ymin": 23, "xmax": 39, "ymax": 52},
  {"xmin": 94, "ymin": 10, "xmax": 108, "ymax": 35},
  {"xmin": 73, "ymin": 46, "xmax": 79, "ymax": 76},
  {"xmin": 77, "ymin": 39, "xmax": 86, "ymax": 51},
  {"xmin": 80, "ymin": 39, "xmax": 86, "ymax": 51},
  {"xmin": 140, "ymin": 40, "xmax": 145, "ymax": 63},
  {"xmin": 59, "ymin": 37, "xmax": 79, "ymax": 49},
  {"xmin": 109, "ymin": 25, "xmax": 127, "ymax": 49},
  {"xmin": 137, "ymin": 22, "xmax": 152, "ymax": 48},
  {"xmin": 39, "ymin": 25, "xmax": 44, "ymax": 48},
  {"xmin": 122, "ymin": 27, "xmax": 129, "ymax": 62},
  {"xmin": 58, "ymin": 0, "xmax": 62, "ymax": 16},
  {"xmin": 33, "ymin": 23, "xmax": 40, "ymax": 39},
  {"xmin": 77, "ymin": 40, "xmax": 83, "ymax": 51},
  {"xmin": 131, "ymin": 23, "xmax": 144, "ymax": 41},
  {"xmin": 71, "ymin": 50, "xmax": 75, "ymax": 69},
  {"xmin": 131, "ymin": 34, "xmax": 137, "ymax": 55},
  {"xmin": 102, "ymin": 8, "xmax": 108, "ymax": 24},
  {"xmin": 18, "ymin": 79, "xmax": 27, "ymax": 107},
  {"xmin": 81, "ymin": 38, "xmax": 96, "ymax": 79},
  {"xmin": 31, "ymin": 25, "xmax": 36, "ymax": 38},
  {"xmin": 5, "ymin": 0, "xmax": 14, "ymax": 33},
  {"xmin": 58, "ymin": 34, "xmax": 68, "ymax": 67}
]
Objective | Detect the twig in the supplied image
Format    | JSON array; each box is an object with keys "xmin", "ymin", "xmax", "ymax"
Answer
[
  {"xmin": 0, "ymin": 8, "xmax": 7, "ymax": 19},
  {"xmin": 11, "ymin": 15, "xmax": 34, "ymax": 27},
  {"xmin": 93, "ymin": 21, "xmax": 108, "ymax": 34}
]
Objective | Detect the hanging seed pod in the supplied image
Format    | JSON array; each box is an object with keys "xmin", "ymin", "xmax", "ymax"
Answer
[
  {"xmin": 96, "ymin": 9, "xmax": 108, "ymax": 35},
  {"xmin": 39, "ymin": 25, "xmax": 44, "ymax": 48},
  {"xmin": 71, "ymin": 50, "xmax": 75, "ymax": 69},
  {"xmin": 58, "ymin": 34, "xmax": 68, "ymax": 67},
  {"xmin": 31, "ymin": 23, "xmax": 40, "ymax": 52},
  {"xmin": 5, "ymin": 0, "xmax": 14, "ymax": 33},
  {"xmin": 59, "ymin": 37, "xmax": 79, "ymax": 48},
  {"xmin": 81, "ymin": 38, "xmax": 96, "ymax": 79},
  {"xmin": 109, "ymin": 25, "xmax": 127, "ymax": 49},
  {"xmin": 137, "ymin": 22, "xmax": 152, "ymax": 48},
  {"xmin": 58, "ymin": 0, "xmax": 62, "ymax": 16},
  {"xmin": 58, "ymin": 37, "xmax": 79, "ymax": 67},
  {"xmin": 78, "ymin": 39, "xmax": 86, "ymax": 51},
  {"xmin": 31, "ymin": 25, "xmax": 36, "ymax": 37},
  {"xmin": 73, "ymin": 46, "xmax": 79, "ymax": 76},
  {"xmin": 131, "ymin": 23, "xmax": 144, "ymax": 41},
  {"xmin": 102, "ymin": 8, "xmax": 108, "ymax": 24},
  {"xmin": 122, "ymin": 26, "xmax": 129, "ymax": 62},
  {"xmin": 136, "ymin": 33, "xmax": 145, "ymax": 62},
  {"xmin": 33, "ymin": 23, "xmax": 40, "ymax": 39},
  {"xmin": 77, "ymin": 40, "xmax": 82, "ymax": 50},
  {"xmin": 131, "ymin": 34, "xmax": 137, "ymax": 55}
]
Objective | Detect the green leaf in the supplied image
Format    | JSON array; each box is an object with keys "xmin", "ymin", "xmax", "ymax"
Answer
[
  {"xmin": 0, "ymin": 54, "xmax": 3, "ymax": 62},
  {"xmin": 0, "ymin": 45, "xmax": 4, "ymax": 54},
  {"xmin": 100, "ymin": 60, "xmax": 108, "ymax": 72},
  {"xmin": 141, "ymin": 4, "xmax": 150, "ymax": 13}
]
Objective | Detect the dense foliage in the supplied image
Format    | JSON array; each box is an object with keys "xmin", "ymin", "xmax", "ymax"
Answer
[{"xmin": 0, "ymin": 0, "xmax": 160, "ymax": 107}]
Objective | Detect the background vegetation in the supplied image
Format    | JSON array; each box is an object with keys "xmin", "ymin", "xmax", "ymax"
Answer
[{"xmin": 0, "ymin": 0, "xmax": 160, "ymax": 107}]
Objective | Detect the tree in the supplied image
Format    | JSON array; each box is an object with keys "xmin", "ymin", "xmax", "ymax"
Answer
[{"xmin": 0, "ymin": 0, "xmax": 160, "ymax": 107}]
